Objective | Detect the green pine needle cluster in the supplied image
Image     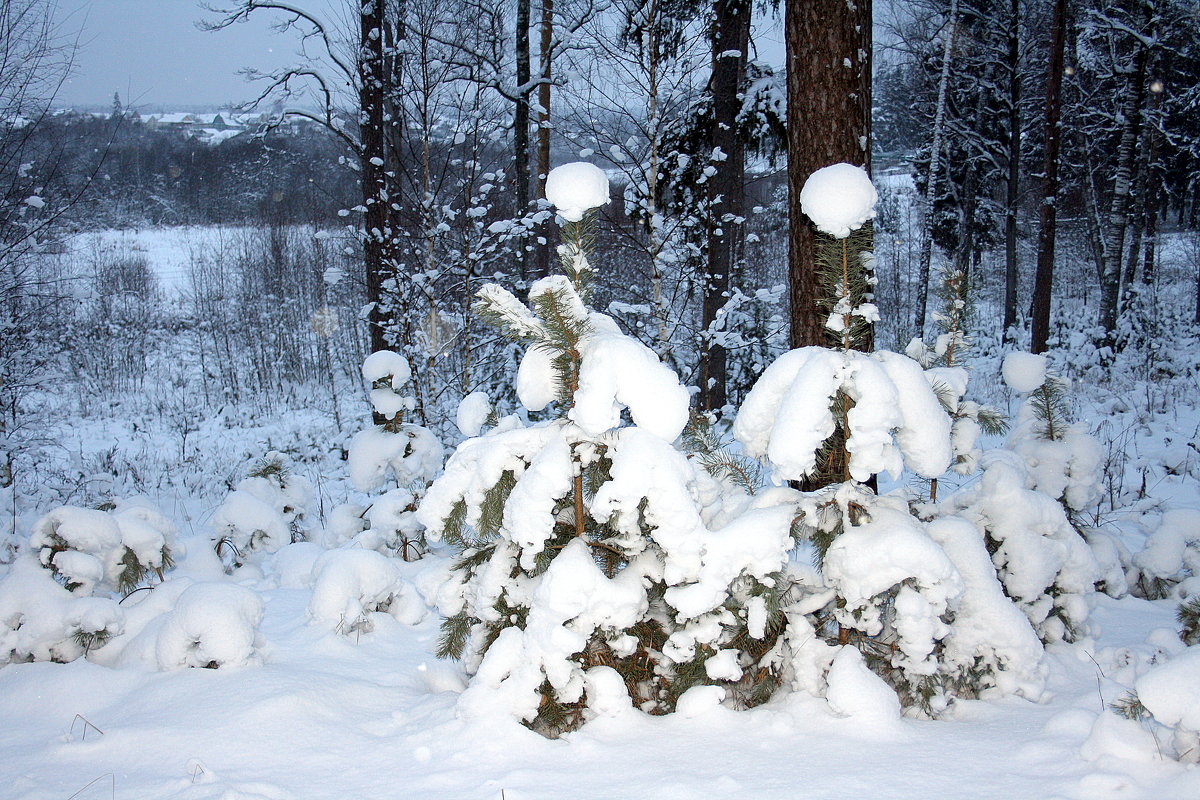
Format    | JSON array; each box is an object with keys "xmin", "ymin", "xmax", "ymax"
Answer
[
  {"xmin": 1110, "ymin": 691, "xmax": 1150, "ymax": 721},
  {"xmin": 814, "ymin": 224, "xmax": 875, "ymax": 352},
  {"xmin": 680, "ymin": 413, "xmax": 761, "ymax": 494},
  {"xmin": 1178, "ymin": 597, "xmax": 1200, "ymax": 645},
  {"xmin": 1029, "ymin": 374, "xmax": 1071, "ymax": 442}
]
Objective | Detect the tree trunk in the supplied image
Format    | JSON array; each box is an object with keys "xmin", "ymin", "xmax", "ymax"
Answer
[
  {"xmin": 913, "ymin": 0, "xmax": 957, "ymax": 338},
  {"xmin": 1097, "ymin": 44, "xmax": 1147, "ymax": 345},
  {"xmin": 1003, "ymin": 0, "xmax": 1021, "ymax": 342},
  {"xmin": 360, "ymin": 0, "xmax": 391, "ymax": 354},
  {"xmin": 533, "ymin": 0, "xmax": 554, "ymax": 280},
  {"xmin": 785, "ymin": 0, "xmax": 872, "ymax": 349},
  {"xmin": 1030, "ymin": 0, "xmax": 1068, "ymax": 355},
  {"xmin": 700, "ymin": 0, "xmax": 751, "ymax": 414},
  {"xmin": 515, "ymin": 0, "xmax": 531, "ymax": 280}
]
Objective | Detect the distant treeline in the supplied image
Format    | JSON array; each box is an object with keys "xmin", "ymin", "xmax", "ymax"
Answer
[{"xmin": 39, "ymin": 111, "xmax": 359, "ymax": 231}]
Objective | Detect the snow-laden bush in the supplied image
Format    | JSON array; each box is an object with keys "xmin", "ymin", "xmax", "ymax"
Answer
[
  {"xmin": 1132, "ymin": 508, "xmax": 1200, "ymax": 599},
  {"xmin": 213, "ymin": 452, "xmax": 313, "ymax": 567},
  {"xmin": 421, "ymin": 176, "xmax": 794, "ymax": 734},
  {"xmin": 943, "ymin": 356, "xmax": 1103, "ymax": 643},
  {"xmin": 154, "ymin": 582, "xmax": 264, "ymax": 670},
  {"xmin": 1132, "ymin": 646, "xmax": 1200, "ymax": 761},
  {"xmin": 1002, "ymin": 355, "xmax": 1105, "ymax": 516},
  {"xmin": 341, "ymin": 351, "xmax": 442, "ymax": 559},
  {"xmin": 307, "ymin": 548, "xmax": 424, "ymax": 633},
  {"xmin": 30, "ymin": 500, "xmax": 175, "ymax": 595},
  {"xmin": 0, "ymin": 558, "xmax": 124, "ymax": 665}
]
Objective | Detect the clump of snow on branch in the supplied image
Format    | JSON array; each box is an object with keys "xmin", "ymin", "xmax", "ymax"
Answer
[
  {"xmin": 799, "ymin": 162, "xmax": 877, "ymax": 238},
  {"xmin": 733, "ymin": 346, "xmax": 952, "ymax": 482},
  {"xmin": 544, "ymin": 161, "xmax": 609, "ymax": 222}
]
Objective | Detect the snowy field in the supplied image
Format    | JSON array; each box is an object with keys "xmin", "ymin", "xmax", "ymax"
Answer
[
  {"xmin": 0, "ymin": 564, "xmax": 1197, "ymax": 798},
  {"xmin": 4, "ymin": 192, "xmax": 1200, "ymax": 798}
]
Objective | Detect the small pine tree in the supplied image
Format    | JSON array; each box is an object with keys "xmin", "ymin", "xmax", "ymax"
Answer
[
  {"xmin": 420, "ymin": 165, "xmax": 795, "ymax": 734},
  {"xmin": 343, "ymin": 352, "xmax": 442, "ymax": 560},
  {"xmin": 737, "ymin": 164, "xmax": 1048, "ymax": 713}
]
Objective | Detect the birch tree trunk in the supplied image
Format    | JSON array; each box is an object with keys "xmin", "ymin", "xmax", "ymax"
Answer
[{"xmin": 913, "ymin": 0, "xmax": 958, "ymax": 337}]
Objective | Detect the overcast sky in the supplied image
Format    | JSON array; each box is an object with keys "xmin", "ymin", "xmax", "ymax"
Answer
[
  {"xmin": 54, "ymin": 0, "xmax": 346, "ymax": 109},
  {"xmin": 54, "ymin": 0, "xmax": 787, "ymax": 111}
]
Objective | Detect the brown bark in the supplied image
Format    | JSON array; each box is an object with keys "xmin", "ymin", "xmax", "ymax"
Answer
[
  {"xmin": 785, "ymin": 0, "xmax": 872, "ymax": 349},
  {"xmin": 1030, "ymin": 0, "xmax": 1068, "ymax": 355}
]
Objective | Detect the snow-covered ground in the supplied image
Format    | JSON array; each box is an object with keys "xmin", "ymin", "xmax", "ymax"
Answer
[
  {"xmin": 1, "ymin": 569, "xmax": 1197, "ymax": 799},
  {"xmin": 3, "ymin": 215, "xmax": 1199, "ymax": 799}
]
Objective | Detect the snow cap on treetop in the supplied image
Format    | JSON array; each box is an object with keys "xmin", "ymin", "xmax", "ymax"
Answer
[
  {"xmin": 1001, "ymin": 352, "xmax": 1048, "ymax": 394},
  {"xmin": 799, "ymin": 163, "xmax": 877, "ymax": 238},
  {"xmin": 545, "ymin": 162, "xmax": 609, "ymax": 222},
  {"xmin": 361, "ymin": 350, "xmax": 411, "ymax": 389}
]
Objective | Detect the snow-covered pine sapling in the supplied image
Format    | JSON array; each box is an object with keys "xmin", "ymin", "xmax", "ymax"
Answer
[
  {"xmin": 904, "ymin": 261, "xmax": 1006, "ymax": 494},
  {"xmin": 30, "ymin": 502, "xmax": 175, "ymax": 596},
  {"xmin": 344, "ymin": 352, "xmax": 442, "ymax": 560},
  {"xmin": 737, "ymin": 164, "xmax": 1049, "ymax": 713},
  {"xmin": 420, "ymin": 163, "xmax": 795, "ymax": 735},
  {"xmin": 943, "ymin": 353, "xmax": 1102, "ymax": 643},
  {"xmin": 212, "ymin": 452, "xmax": 314, "ymax": 569}
]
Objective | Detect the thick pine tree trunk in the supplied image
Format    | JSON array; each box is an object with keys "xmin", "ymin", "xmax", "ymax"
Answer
[
  {"xmin": 1003, "ymin": 0, "xmax": 1021, "ymax": 342},
  {"xmin": 700, "ymin": 0, "xmax": 751, "ymax": 414},
  {"xmin": 515, "ymin": 0, "xmax": 531, "ymax": 280},
  {"xmin": 360, "ymin": 0, "xmax": 391, "ymax": 354},
  {"xmin": 1030, "ymin": 0, "xmax": 1068, "ymax": 355},
  {"xmin": 785, "ymin": 0, "xmax": 872, "ymax": 349}
]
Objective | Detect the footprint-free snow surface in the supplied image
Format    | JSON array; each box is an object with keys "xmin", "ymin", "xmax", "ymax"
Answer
[{"xmin": 2, "ymin": 541, "xmax": 1197, "ymax": 800}]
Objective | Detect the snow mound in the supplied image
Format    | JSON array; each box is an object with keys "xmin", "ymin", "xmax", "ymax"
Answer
[
  {"xmin": 799, "ymin": 163, "xmax": 877, "ymax": 238},
  {"xmin": 309, "ymin": 548, "xmax": 424, "ymax": 632},
  {"xmin": 0, "ymin": 558, "xmax": 125, "ymax": 664},
  {"xmin": 545, "ymin": 162, "xmax": 609, "ymax": 222},
  {"xmin": 155, "ymin": 582, "xmax": 263, "ymax": 669}
]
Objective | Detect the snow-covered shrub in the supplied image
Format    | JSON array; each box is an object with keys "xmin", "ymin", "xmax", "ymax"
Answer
[
  {"xmin": 154, "ymin": 582, "xmax": 264, "ymax": 670},
  {"xmin": 941, "ymin": 355, "xmax": 1103, "ymax": 643},
  {"xmin": 1002, "ymin": 354, "xmax": 1105, "ymax": 517},
  {"xmin": 307, "ymin": 548, "xmax": 424, "ymax": 633},
  {"xmin": 0, "ymin": 558, "xmax": 124, "ymax": 665},
  {"xmin": 421, "ymin": 169, "xmax": 794, "ymax": 734},
  {"xmin": 213, "ymin": 452, "xmax": 313, "ymax": 567},
  {"xmin": 1110, "ymin": 647, "xmax": 1200, "ymax": 762},
  {"xmin": 1132, "ymin": 508, "xmax": 1200, "ymax": 599},
  {"xmin": 30, "ymin": 500, "xmax": 175, "ymax": 595},
  {"xmin": 344, "ymin": 351, "xmax": 442, "ymax": 559},
  {"xmin": 944, "ymin": 451, "xmax": 1100, "ymax": 643}
]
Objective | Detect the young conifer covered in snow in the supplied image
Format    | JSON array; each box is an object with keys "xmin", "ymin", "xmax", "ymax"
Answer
[
  {"xmin": 943, "ymin": 354, "xmax": 1102, "ymax": 643},
  {"xmin": 737, "ymin": 164, "xmax": 1049, "ymax": 713},
  {"xmin": 420, "ymin": 163, "xmax": 795, "ymax": 735},
  {"xmin": 339, "ymin": 352, "xmax": 442, "ymax": 560},
  {"xmin": 212, "ymin": 452, "xmax": 314, "ymax": 569}
]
